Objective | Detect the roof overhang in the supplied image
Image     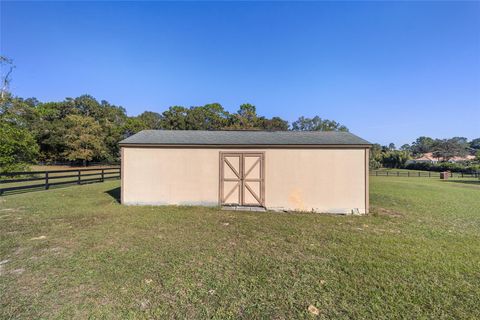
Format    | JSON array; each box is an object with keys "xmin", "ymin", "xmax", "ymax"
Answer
[{"xmin": 119, "ymin": 143, "xmax": 372, "ymax": 149}]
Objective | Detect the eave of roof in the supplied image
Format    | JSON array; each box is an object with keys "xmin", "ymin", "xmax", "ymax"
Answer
[
  {"xmin": 119, "ymin": 130, "xmax": 372, "ymax": 147},
  {"xmin": 119, "ymin": 143, "xmax": 372, "ymax": 148}
]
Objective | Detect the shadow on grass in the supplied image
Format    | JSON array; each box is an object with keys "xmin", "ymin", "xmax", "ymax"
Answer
[
  {"xmin": 445, "ymin": 180, "xmax": 480, "ymax": 186},
  {"xmin": 0, "ymin": 178, "xmax": 120, "ymax": 197},
  {"xmin": 0, "ymin": 182, "xmax": 81, "ymax": 196},
  {"xmin": 105, "ymin": 187, "xmax": 121, "ymax": 203}
]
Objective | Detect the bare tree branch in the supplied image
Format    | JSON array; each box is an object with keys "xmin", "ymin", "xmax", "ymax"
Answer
[{"xmin": 0, "ymin": 56, "xmax": 15, "ymax": 99}]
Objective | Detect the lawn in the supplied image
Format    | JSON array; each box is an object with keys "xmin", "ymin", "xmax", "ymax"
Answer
[{"xmin": 1, "ymin": 177, "xmax": 479, "ymax": 319}]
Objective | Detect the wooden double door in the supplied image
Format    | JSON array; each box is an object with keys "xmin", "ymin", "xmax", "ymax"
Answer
[{"xmin": 220, "ymin": 152, "xmax": 265, "ymax": 207}]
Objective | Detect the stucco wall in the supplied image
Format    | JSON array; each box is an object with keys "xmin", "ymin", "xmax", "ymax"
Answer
[{"xmin": 121, "ymin": 147, "xmax": 368, "ymax": 214}]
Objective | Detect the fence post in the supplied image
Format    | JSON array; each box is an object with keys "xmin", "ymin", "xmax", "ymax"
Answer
[
  {"xmin": 45, "ymin": 172, "xmax": 49, "ymax": 190},
  {"xmin": 101, "ymin": 169, "xmax": 104, "ymax": 182},
  {"xmin": 78, "ymin": 170, "xmax": 81, "ymax": 184},
  {"xmin": 376, "ymin": 171, "xmax": 378, "ymax": 176},
  {"xmin": 407, "ymin": 172, "xmax": 409, "ymax": 177},
  {"xmin": 418, "ymin": 172, "xmax": 420, "ymax": 177},
  {"xmin": 387, "ymin": 171, "xmax": 389, "ymax": 176},
  {"xmin": 397, "ymin": 171, "xmax": 400, "ymax": 176}
]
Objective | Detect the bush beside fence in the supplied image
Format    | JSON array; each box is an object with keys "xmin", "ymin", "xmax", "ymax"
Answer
[{"xmin": 404, "ymin": 162, "xmax": 480, "ymax": 174}]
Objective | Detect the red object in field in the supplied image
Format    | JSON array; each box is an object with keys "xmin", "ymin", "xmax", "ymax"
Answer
[{"xmin": 440, "ymin": 171, "xmax": 450, "ymax": 180}]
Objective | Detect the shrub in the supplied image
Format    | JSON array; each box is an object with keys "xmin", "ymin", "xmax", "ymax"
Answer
[
  {"xmin": 0, "ymin": 121, "xmax": 39, "ymax": 173},
  {"xmin": 405, "ymin": 161, "xmax": 479, "ymax": 174}
]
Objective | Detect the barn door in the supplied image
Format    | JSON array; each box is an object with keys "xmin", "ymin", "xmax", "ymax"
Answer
[
  {"xmin": 220, "ymin": 152, "xmax": 264, "ymax": 207},
  {"xmin": 242, "ymin": 153, "xmax": 264, "ymax": 206},
  {"xmin": 220, "ymin": 153, "xmax": 242, "ymax": 205}
]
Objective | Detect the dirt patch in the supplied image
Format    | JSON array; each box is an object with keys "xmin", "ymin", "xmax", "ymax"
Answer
[
  {"xmin": 308, "ymin": 304, "xmax": 320, "ymax": 316},
  {"xmin": 371, "ymin": 207, "xmax": 403, "ymax": 218}
]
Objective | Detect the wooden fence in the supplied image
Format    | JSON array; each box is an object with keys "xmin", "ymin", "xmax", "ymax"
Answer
[
  {"xmin": 370, "ymin": 170, "xmax": 479, "ymax": 178},
  {"xmin": 0, "ymin": 167, "xmax": 120, "ymax": 195}
]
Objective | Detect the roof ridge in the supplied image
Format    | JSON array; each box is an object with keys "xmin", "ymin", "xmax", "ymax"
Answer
[{"xmin": 138, "ymin": 129, "xmax": 351, "ymax": 133}]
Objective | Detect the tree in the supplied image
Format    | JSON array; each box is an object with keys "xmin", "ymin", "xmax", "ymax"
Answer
[
  {"xmin": 469, "ymin": 138, "xmax": 480, "ymax": 150},
  {"xmin": 36, "ymin": 119, "xmax": 68, "ymax": 161},
  {"xmin": 0, "ymin": 95, "xmax": 39, "ymax": 128},
  {"xmin": 227, "ymin": 104, "xmax": 259, "ymax": 129},
  {"xmin": 36, "ymin": 100, "xmax": 77, "ymax": 121},
  {"xmin": 388, "ymin": 143, "xmax": 396, "ymax": 151},
  {"xmin": 380, "ymin": 150, "xmax": 410, "ymax": 168},
  {"xmin": 450, "ymin": 137, "xmax": 469, "ymax": 145},
  {"xmin": 137, "ymin": 111, "xmax": 162, "ymax": 129},
  {"xmin": 291, "ymin": 116, "xmax": 348, "ymax": 132},
  {"xmin": 186, "ymin": 103, "xmax": 229, "ymax": 130},
  {"xmin": 97, "ymin": 101, "xmax": 128, "ymax": 161},
  {"xmin": 160, "ymin": 106, "xmax": 189, "ymax": 130},
  {"xmin": 0, "ymin": 120, "xmax": 38, "ymax": 172},
  {"xmin": 73, "ymin": 95, "xmax": 102, "ymax": 118},
  {"xmin": 31, "ymin": 100, "xmax": 76, "ymax": 161},
  {"xmin": 0, "ymin": 56, "xmax": 15, "ymax": 99},
  {"xmin": 432, "ymin": 138, "xmax": 468, "ymax": 161},
  {"xmin": 257, "ymin": 116, "xmax": 289, "ymax": 131},
  {"xmin": 122, "ymin": 117, "xmax": 149, "ymax": 137},
  {"xmin": 368, "ymin": 143, "xmax": 383, "ymax": 169},
  {"xmin": 400, "ymin": 144, "xmax": 411, "ymax": 151},
  {"xmin": 63, "ymin": 115, "xmax": 108, "ymax": 165},
  {"xmin": 411, "ymin": 136, "xmax": 434, "ymax": 155}
]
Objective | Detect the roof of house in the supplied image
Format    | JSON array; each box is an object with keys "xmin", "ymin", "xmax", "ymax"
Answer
[
  {"xmin": 119, "ymin": 130, "xmax": 371, "ymax": 146},
  {"xmin": 414, "ymin": 153, "xmax": 439, "ymax": 161},
  {"xmin": 449, "ymin": 155, "xmax": 475, "ymax": 161},
  {"xmin": 414, "ymin": 152, "xmax": 475, "ymax": 162}
]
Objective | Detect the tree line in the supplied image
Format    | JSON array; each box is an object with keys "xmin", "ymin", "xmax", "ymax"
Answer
[
  {"xmin": 370, "ymin": 136, "xmax": 480, "ymax": 171},
  {"xmin": 0, "ymin": 94, "xmax": 348, "ymax": 172}
]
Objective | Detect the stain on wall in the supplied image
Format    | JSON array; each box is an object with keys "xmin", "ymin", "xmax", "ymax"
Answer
[{"xmin": 288, "ymin": 187, "xmax": 305, "ymax": 210}]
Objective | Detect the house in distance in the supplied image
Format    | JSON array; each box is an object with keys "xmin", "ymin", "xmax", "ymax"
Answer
[{"xmin": 119, "ymin": 130, "xmax": 372, "ymax": 214}]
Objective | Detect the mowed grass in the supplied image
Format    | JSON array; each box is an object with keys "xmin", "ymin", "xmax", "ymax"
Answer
[{"xmin": 0, "ymin": 178, "xmax": 479, "ymax": 319}]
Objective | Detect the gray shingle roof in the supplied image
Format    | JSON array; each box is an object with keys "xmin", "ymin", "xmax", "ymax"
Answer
[{"xmin": 119, "ymin": 130, "xmax": 371, "ymax": 146}]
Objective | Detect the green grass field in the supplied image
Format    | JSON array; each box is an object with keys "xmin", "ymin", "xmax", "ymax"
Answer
[{"xmin": 1, "ymin": 177, "xmax": 479, "ymax": 319}]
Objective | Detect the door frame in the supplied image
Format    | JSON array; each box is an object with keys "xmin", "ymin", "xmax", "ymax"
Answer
[{"xmin": 219, "ymin": 151, "xmax": 265, "ymax": 207}]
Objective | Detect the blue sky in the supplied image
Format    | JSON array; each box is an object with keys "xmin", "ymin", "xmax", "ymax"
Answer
[{"xmin": 1, "ymin": 1, "xmax": 479, "ymax": 146}]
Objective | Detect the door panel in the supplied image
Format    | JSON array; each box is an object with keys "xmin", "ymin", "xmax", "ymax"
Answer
[
  {"xmin": 223, "ymin": 181, "xmax": 240, "ymax": 204},
  {"xmin": 220, "ymin": 152, "xmax": 264, "ymax": 207},
  {"xmin": 220, "ymin": 154, "xmax": 242, "ymax": 205},
  {"xmin": 223, "ymin": 156, "xmax": 241, "ymax": 179},
  {"xmin": 243, "ymin": 181, "xmax": 261, "ymax": 205},
  {"xmin": 244, "ymin": 156, "xmax": 261, "ymax": 179}
]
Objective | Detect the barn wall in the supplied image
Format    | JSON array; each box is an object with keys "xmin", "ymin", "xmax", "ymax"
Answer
[{"xmin": 121, "ymin": 147, "xmax": 368, "ymax": 214}]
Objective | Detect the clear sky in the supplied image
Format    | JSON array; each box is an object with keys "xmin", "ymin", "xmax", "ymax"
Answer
[{"xmin": 1, "ymin": 1, "xmax": 479, "ymax": 146}]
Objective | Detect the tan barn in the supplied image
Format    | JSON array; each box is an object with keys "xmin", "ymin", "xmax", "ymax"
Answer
[{"xmin": 119, "ymin": 130, "xmax": 371, "ymax": 214}]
